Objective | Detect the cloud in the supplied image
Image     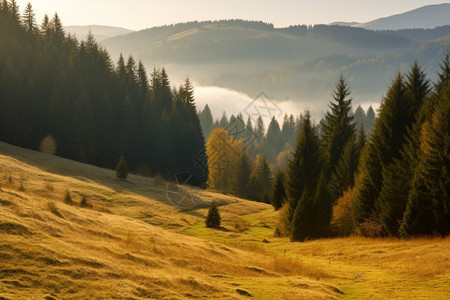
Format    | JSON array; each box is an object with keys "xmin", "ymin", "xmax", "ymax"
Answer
[{"xmin": 194, "ymin": 85, "xmax": 319, "ymax": 124}]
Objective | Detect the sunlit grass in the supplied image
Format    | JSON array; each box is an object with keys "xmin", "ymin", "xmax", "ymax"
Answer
[{"xmin": 0, "ymin": 141, "xmax": 449, "ymax": 299}]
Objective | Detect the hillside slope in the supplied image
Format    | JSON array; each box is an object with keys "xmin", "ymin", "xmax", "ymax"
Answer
[
  {"xmin": 356, "ymin": 3, "xmax": 450, "ymax": 30},
  {"xmin": 0, "ymin": 142, "xmax": 339, "ymax": 299},
  {"xmin": 1, "ymin": 142, "xmax": 449, "ymax": 299},
  {"xmin": 101, "ymin": 20, "xmax": 450, "ymax": 106}
]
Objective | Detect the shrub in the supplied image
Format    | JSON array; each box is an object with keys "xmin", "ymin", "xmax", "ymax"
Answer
[
  {"xmin": 330, "ymin": 188, "xmax": 354, "ymax": 236},
  {"xmin": 359, "ymin": 214, "xmax": 383, "ymax": 238},
  {"xmin": 80, "ymin": 195, "xmax": 89, "ymax": 207},
  {"xmin": 116, "ymin": 155, "xmax": 128, "ymax": 179},
  {"xmin": 276, "ymin": 203, "xmax": 290, "ymax": 237},
  {"xmin": 64, "ymin": 191, "xmax": 73, "ymax": 205},
  {"xmin": 205, "ymin": 201, "xmax": 221, "ymax": 228}
]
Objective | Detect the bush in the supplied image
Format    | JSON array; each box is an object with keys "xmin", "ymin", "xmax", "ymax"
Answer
[
  {"xmin": 80, "ymin": 195, "xmax": 89, "ymax": 208},
  {"xmin": 359, "ymin": 214, "xmax": 383, "ymax": 238},
  {"xmin": 330, "ymin": 188, "xmax": 354, "ymax": 236},
  {"xmin": 64, "ymin": 191, "xmax": 73, "ymax": 205},
  {"xmin": 276, "ymin": 203, "xmax": 290, "ymax": 237},
  {"xmin": 116, "ymin": 155, "xmax": 128, "ymax": 179},
  {"xmin": 205, "ymin": 201, "xmax": 221, "ymax": 228}
]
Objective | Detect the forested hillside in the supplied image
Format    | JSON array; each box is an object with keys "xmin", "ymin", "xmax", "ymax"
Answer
[
  {"xmin": 0, "ymin": 2, "xmax": 207, "ymax": 185},
  {"xmin": 203, "ymin": 58, "xmax": 450, "ymax": 239},
  {"xmin": 102, "ymin": 20, "xmax": 450, "ymax": 104}
]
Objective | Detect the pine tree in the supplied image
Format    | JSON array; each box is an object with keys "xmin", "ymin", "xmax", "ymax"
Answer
[
  {"xmin": 234, "ymin": 152, "xmax": 252, "ymax": 198},
  {"xmin": 353, "ymin": 73, "xmax": 406, "ymax": 227},
  {"xmin": 312, "ymin": 173, "xmax": 332, "ymax": 237},
  {"xmin": 22, "ymin": 2, "xmax": 36, "ymax": 34},
  {"xmin": 271, "ymin": 169, "xmax": 286, "ymax": 210},
  {"xmin": 364, "ymin": 106, "xmax": 375, "ymax": 135},
  {"xmin": 137, "ymin": 61, "xmax": 149, "ymax": 96},
  {"xmin": 376, "ymin": 64, "xmax": 430, "ymax": 235},
  {"xmin": 355, "ymin": 125, "xmax": 366, "ymax": 162},
  {"xmin": 265, "ymin": 116, "xmax": 282, "ymax": 163},
  {"xmin": 285, "ymin": 111, "xmax": 322, "ymax": 238},
  {"xmin": 50, "ymin": 13, "xmax": 65, "ymax": 43},
  {"xmin": 291, "ymin": 190, "xmax": 314, "ymax": 241},
  {"xmin": 116, "ymin": 155, "xmax": 128, "ymax": 179},
  {"xmin": 281, "ymin": 114, "xmax": 296, "ymax": 148},
  {"xmin": 329, "ymin": 136, "xmax": 357, "ymax": 199},
  {"xmin": 321, "ymin": 75, "xmax": 355, "ymax": 181},
  {"xmin": 401, "ymin": 86, "xmax": 450, "ymax": 236},
  {"xmin": 199, "ymin": 104, "xmax": 213, "ymax": 138},
  {"xmin": 354, "ymin": 105, "xmax": 366, "ymax": 132},
  {"xmin": 206, "ymin": 201, "xmax": 221, "ymax": 228},
  {"xmin": 219, "ymin": 111, "xmax": 228, "ymax": 128},
  {"xmin": 254, "ymin": 155, "xmax": 272, "ymax": 203}
]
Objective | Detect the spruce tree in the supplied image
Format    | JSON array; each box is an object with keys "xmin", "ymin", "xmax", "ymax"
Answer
[
  {"xmin": 285, "ymin": 111, "xmax": 322, "ymax": 238},
  {"xmin": 199, "ymin": 104, "xmax": 213, "ymax": 138},
  {"xmin": 364, "ymin": 106, "xmax": 376, "ymax": 134},
  {"xmin": 22, "ymin": 2, "xmax": 37, "ymax": 34},
  {"xmin": 234, "ymin": 152, "xmax": 252, "ymax": 198},
  {"xmin": 353, "ymin": 73, "xmax": 406, "ymax": 227},
  {"xmin": 321, "ymin": 75, "xmax": 355, "ymax": 181},
  {"xmin": 206, "ymin": 201, "xmax": 221, "ymax": 228},
  {"xmin": 354, "ymin": 105, "xmax": 366, "ymax": 132},
  {"xmin": 271, "ymin": 169, "xmax": 286, "ymax": 210},
  {"xmin": 329, "ymin": 136, "xmax": 357, "ymax": 199},
  {"xmin": 376, "ymin": 64, "xmax": 430, "ymax": 235},
  {"xmin": 291, "ymin": 190, "xmax": 314, "ymax": 241},
  {"xmin": 265, "ymin": 116, "xmax": 282, "ymax": 163},
  {"xmin": 312, "ymin": 173, "xmax": 332, "ymax": 237}
]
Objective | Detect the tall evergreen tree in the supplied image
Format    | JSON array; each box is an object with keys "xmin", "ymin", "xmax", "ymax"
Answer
[
  {"xmin": 285, "ymin": 111, "xmax": 322, "ymax": 239},
  {"xmin": 353, "ymin": 73, "xmax": 406, "ymax": 226},
  {"xmin": 264, "ymin": 116, "xmax": 282, "ymax": 163},
  {"xmin": 22, "ymin": 2, "xmax": 36, "ymax": 34},
  {"xmin": 271, "ymin": 168, "xmax": 286, "ymax": 210},
  {"xmin": 199, "ymin": 104, "xmax": 213, "ymax": 138},
  {"xmin": 321, "ymin": 75, "xmax": 355, "ymax": 181},
  {"xmin": 234, "ymin": 152, "xmax": 252, "ymax": 198},
  {"xmin": 329, "ymin": 135, "xmax": 357, "ymax": 198},
  {"xmin": 364, "ymin": 106, "xmax": 376, "ymax": 135},
  {"xmin": 354, "ymin": 105, "xmax": 366, "ymax": 132}
]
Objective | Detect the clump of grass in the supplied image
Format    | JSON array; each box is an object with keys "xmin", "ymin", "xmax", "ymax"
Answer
[
  {"xmin": 47, "ymin": 201, "xmax": 63, "ymax": 218},
  {"xmin": 19, "ymin": 182, "xmax": 25, "ymax": 192},
  {"xmin": 64, "ymin": 190, "xmax": 73, "ymax": 205},
  {"xmin": 8, "ymin": 176, "xmax": 13, "ymax": 184}
]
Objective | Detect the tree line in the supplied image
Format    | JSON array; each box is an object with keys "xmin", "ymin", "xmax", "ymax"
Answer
[
  {"xmin": 204, "ymin": 56, "xmax": 449, "ymax": 240},
  {"xmin": 0, "ymin": 1, "xmax": 207, "ymax": 185},
  {"xmin": 280, "ymin": 58, "xmax": 450, "ymax": 240}
]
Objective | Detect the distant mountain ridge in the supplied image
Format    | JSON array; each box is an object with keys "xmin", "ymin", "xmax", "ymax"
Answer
[
  {"xmin": 98, "ymin": 4, "xmax": 450, "ymax": 112},
  {"xmin": 331, "ymin": 3, "xmax": 450, "ymax": 30},
  {"xmin": 64, "ymin": 25, "xmax": 133, "ymax": 41}
]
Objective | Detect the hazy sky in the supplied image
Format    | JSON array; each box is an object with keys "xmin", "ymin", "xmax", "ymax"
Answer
[{"xmin": 15, "ymin": 0, "xmax": 448, "ymax": 30}]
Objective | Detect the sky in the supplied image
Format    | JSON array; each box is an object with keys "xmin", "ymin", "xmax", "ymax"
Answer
[{"xmin": 15, "ymin": 0, "xmax": 448, "ymax": 30}]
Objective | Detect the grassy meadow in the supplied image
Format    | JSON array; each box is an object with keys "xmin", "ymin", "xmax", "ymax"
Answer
[{"xmin": 0, "ymin": 142, "xmax": 449, "ymax": 299}]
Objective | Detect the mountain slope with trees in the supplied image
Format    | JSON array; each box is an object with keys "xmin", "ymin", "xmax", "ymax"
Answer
[
  {"xmin": 102, "ymin": 18, "xmax": 450, "ymax": 107},
  {"xmin": 0, "ymin": 1, "xmax": 207, "ymax": 185}
]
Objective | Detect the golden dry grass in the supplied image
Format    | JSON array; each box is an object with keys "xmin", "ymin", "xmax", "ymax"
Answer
[{"xmin": 0, "ymin": 141, "xmax": 449, "ymax": 299}]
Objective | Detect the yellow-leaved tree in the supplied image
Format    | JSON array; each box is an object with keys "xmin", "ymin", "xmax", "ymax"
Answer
[{"xmin": 206, "ymin": 128, "xmax": 243, "ymax": 193}]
